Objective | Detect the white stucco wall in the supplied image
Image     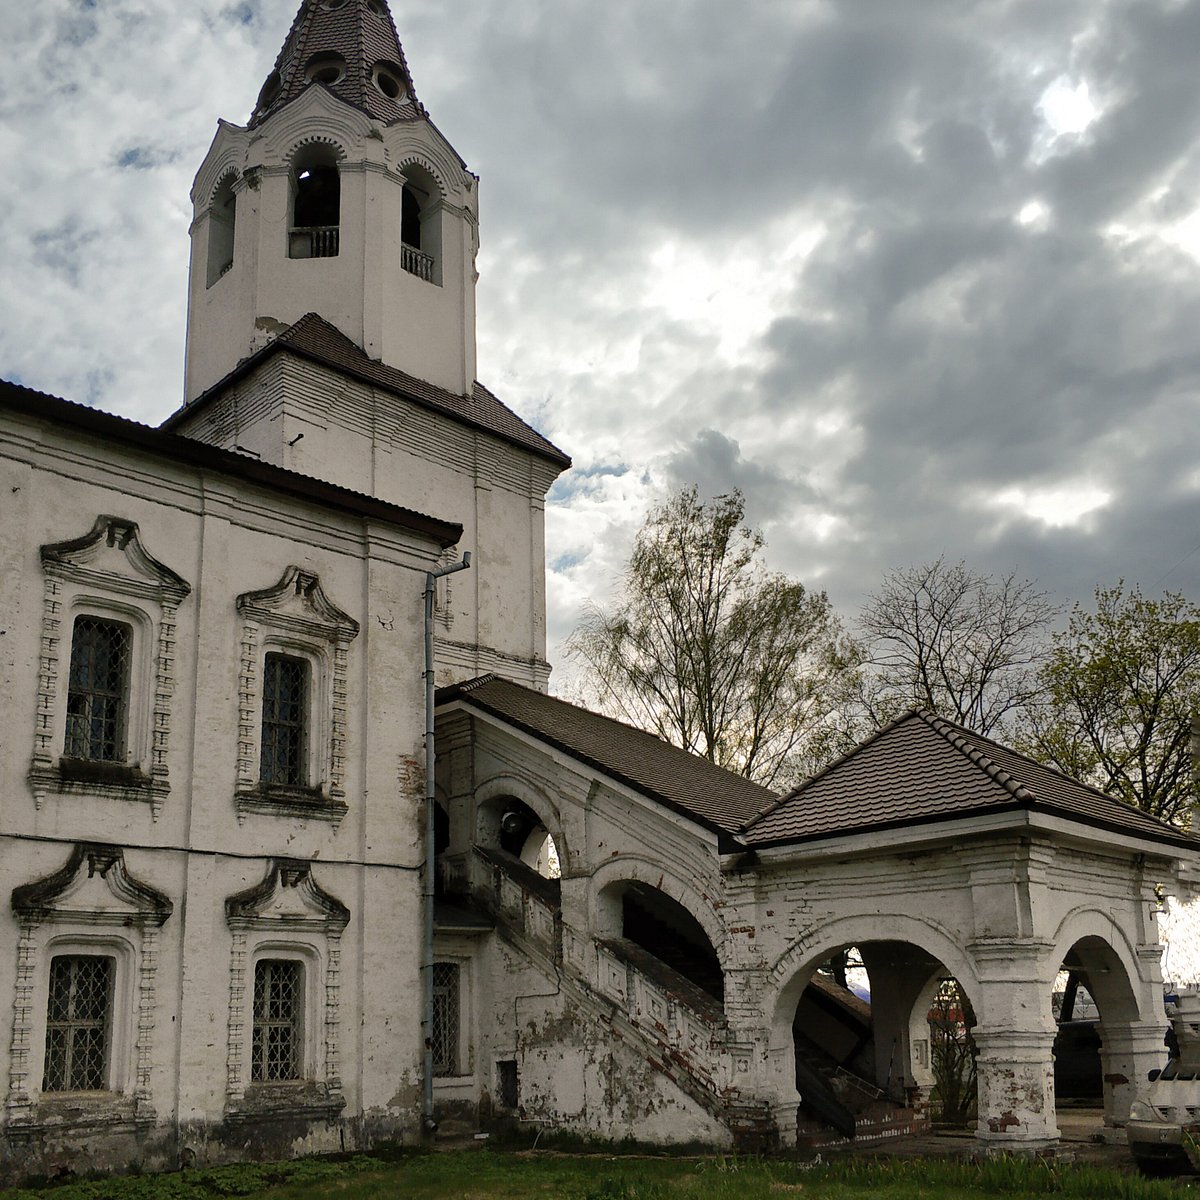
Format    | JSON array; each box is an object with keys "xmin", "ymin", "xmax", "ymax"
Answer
[
  {"xmin": 0, "ymin": 405, "xmax": 446, "ymax": 1177},
  {"xmin": 185, "ymin": 89, "xmax": 479, "ymax": 403}
]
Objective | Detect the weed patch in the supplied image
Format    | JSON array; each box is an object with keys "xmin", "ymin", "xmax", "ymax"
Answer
[{"xmin": 7, "ymin": 1149, "xmax": 1194, "ymax": 1200}]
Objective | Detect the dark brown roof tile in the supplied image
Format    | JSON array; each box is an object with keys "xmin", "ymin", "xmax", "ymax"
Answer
[
  {"xmin": 437, "ymin": 675, "xmax": 777, "ymax": 841},
  {"xmin": 250, "ymin": 0, "xmax": 425, "ymax": 128},
  {"xmin": 162, "ymin": 313, "xmax": 571, "ymax": 470},
  {"xmin": 744, "ymin": 710, "xmax": 1199, "ymax": 851}
]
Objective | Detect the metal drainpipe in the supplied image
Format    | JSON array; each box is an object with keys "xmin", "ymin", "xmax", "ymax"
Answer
[{"xmin": 423, "ymin": 550, "xmax": 472, "ymax": 1134}]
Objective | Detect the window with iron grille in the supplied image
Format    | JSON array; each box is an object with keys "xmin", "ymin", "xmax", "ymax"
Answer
[
  {"xmin": 432, "ymin": 961, "xmax": 460, "ymax": 1077},
  {"xmin": 251, "ymin": 959, "xmax": 303, "ymax": 1082},
  {"xmin": 65, "ymin": 616, "xmax": 132, "ymax": 762},
  {"xmin": 260, "ymin": 654, "xmax": 309, "ymax": 787},
  {"xmin": 42, "ymin": 954, "xmax": 114, "ymax": 1092}
]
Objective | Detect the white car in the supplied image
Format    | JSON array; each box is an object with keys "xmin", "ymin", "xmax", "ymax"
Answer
[{"xmin": 1127, "ymin": 994, "xmax": 1200, "ymax": 1176}]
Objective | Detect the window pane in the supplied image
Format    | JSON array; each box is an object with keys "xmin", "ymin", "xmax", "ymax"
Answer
[
  {"xmin": 251, "ymin": 959, "xmax": 303, "ymax": 1082},
  {"xmin": 260, "ymin": 654, "xmax": 309, "ymax": 786},
  {"xmin": 432, "ymin": 962, "xmax": 460, "ymax": 1076},
  {"xmin": 43, "ymin": 955, "xmax": 113, "ymax": 1092},
  {"xmin": 65, "ymin": 617, "xmax": 131, "ymax": 761}
]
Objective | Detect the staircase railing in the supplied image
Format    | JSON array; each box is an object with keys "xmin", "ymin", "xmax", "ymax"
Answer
[{"xmin": 465, "ymin": 845, "xmax": 763, "ymax": 1127}]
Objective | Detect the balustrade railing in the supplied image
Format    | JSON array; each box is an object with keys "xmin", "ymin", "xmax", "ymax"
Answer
[
  {"xmin": 289, "ymin": 225, "xmax": 339, "ymax": 259},
  {"xmin": 401, "ymin": 241, "xmax": 435, "ymax": 281}
]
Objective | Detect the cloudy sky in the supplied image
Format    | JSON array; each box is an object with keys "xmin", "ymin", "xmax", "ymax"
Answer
[{"xmin": 5, "ymin": 0, "xmax": 1200, "ymax": 678}]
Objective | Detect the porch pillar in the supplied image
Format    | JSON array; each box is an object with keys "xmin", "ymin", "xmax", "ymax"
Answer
[
  {"xmin": 973, "ymin": 1026, "xmax": 1059, "ymax": 1152},
  {"xmin": 1099, "ymin": 1020, "xmax": 1168, "ymax": 1128}
]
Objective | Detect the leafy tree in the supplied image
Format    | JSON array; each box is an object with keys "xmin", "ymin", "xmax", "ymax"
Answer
[
  {"xmin": 566, "ymin": 487, "xmax": 859, "ymax": 789},
  {"xmin": 857, "ymin": 557, "xmax": 1057, "ymax": 737},
  {"xmin": 1020, "ymin": 584, "xmax": 1200, "ymax": 826},
  {"xmin": 929, "ymin": 978, "xmax": 977, "ymax": 1125}
]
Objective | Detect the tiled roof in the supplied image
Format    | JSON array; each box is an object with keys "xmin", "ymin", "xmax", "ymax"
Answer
[
  {"xmin": 437, "ymin": 675, "xmax": 778, "ymax": 842},
  {"xmin": 250, "ymin": 0, "xmax": 424, "ymax": 128},
  {"xmin": 0, "ymin": 378, "xmax": 462, "ymax": 548},
  {"xmin": 162, "ymin": 314, "xmax": 571, "ymax": 470},
  {"xmin": 743, "ymin": 710, "xmax": 1200, "ymax": 851}
]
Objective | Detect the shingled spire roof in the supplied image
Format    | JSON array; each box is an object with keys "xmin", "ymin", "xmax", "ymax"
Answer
[{"xmin": 250, "ymin": 0, "xmax": 423, "ymax": 128}]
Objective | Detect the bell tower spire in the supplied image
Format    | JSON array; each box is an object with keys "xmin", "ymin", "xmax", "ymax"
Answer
[
  {"xmin": 183, "ymin": 0, "xmax": 479, "ymax": 401},
  {"xmin": 250, "ymin": 0, "xmax": 422, "ymax": 128}
]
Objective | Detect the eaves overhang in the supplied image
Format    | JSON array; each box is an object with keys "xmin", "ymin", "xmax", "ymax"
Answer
[
  {"xmin": 161, "ymin": 335, "xmax": 571, "ymax": 472},
  {"xmin": 730, "ymin": 803, "xmax": 1199, "ymax": 871},
  {"xmin": 435, "ymin": 696, "xmax": 737, "ymax": 853},
  {"xmin": 1, "ymin": 379, "xmax": 462, "ymax": 549}
]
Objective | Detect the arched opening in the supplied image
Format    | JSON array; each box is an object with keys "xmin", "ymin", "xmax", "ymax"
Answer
[
  {"xmin": 206, "ymin": 173, "xmax": 237, "ymax": 287},
  {"xmin": 304, "ymin": 52, "xmax": 346, "ymax": 88},
  {"xmin": 596, "ymin": 880, "xmax": 722, "ymax": 1005},
  {"xmin": 1052, "ymin": 936, "xmax": 1146, "ymax": 1132},
  {"xmin": 776, "ymin": 939, "xmax": 971, "ymax": 1141},
  {"xmin": 483, "ymin": 796, "xmax": 559, "ymax": 881},
  {"xmin": 289, "ymin": 144, "xmax": 340, "ymax": 259},
  {"xmin": 372, "ymin": 60, "xmax": 408, "ymax": 103},
  {"xmin": 399, "ymin": 163, "xmax": 441, "ymax": 285},
  {"xmin": 923, "ymin": 974, "xmax": 978, "ymax": 1126}
]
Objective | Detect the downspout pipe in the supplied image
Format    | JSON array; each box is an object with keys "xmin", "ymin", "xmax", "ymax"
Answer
[{"xmin": 422, "ymin": 550, "xmax": 472, "ymax": 1134}]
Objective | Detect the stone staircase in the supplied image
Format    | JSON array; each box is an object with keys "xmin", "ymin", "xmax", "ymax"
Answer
[
  {"xmin": 461, "ymin": 847, "xmax": 926, "ymax": 1151},
  {"xmin": 465, "ymin": 846, "xmax": 774, "ymax": 1151},
  {"xmin": 792, "ymin": 1032, "xmax": 928, "ymax": 1148}
]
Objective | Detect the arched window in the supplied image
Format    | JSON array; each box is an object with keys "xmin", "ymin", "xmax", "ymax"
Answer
[
  {"xmin": 399, "ymin": 163, "xmax": 442, "ymax": 285},
  {"xmin": 289, "ymin": 144, "xmax": 341, "ymax": 259},
  {"xmin": 206, "ymin": 174, "xmax": 237, "ymax": 287}
]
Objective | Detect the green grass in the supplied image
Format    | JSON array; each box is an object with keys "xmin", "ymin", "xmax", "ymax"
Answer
[{"xmin": 9, "ymin": 1150, "xmax": 1200, "ymax": 1200}]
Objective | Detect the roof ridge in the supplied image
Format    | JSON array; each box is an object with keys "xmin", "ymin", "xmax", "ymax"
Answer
[
  {"xmin": 455, "ymin": 673, "xmax": 500, "ymax": 694},
  {"xmin": 916, "ymin": 709, "xmax": 1194, "ymax": 838},
  {"xmin": 916, "ymin": 710, "xmax": 1034, "ymax": 802},
  {"xmin": 740, "ymin": 709, "xmax": 919, "ymax": 832}
]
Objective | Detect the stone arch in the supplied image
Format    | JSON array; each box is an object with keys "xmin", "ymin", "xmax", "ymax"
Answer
[
  {"xmin": 769, "ymin": 912, "xmax": 984, "ymax": 1032},
  {"xmin": 261, "ymin": 84, "xmax": 373, "ymax": 162},
  {"xmin": 586, "ymin": 855, "xmax": 726, "ymax": 966},
  {"xmin": 1046, "ymin": 907, "xmax": 1153, "ymax": 1024},
  {"xmin": 766, "ymin": 913, "xmax": 985, "ymax": 1117},
  {"xmin": 1045, "ymin": 907, "xmax": 1163, "ymax": 1128},
  {"xmin": 474, "ymin": 773, "xmax": 567, "ymax": 872},
  {"xmin": 396, "ymin": 152, "xmax": 451, "ymax": 202},
  {"xmin": 285, "ymin": 134, "xmax": 349, "ymax": 167},
  {"xmin": 192, "ymin": 128, "xmax": 248, "ymax": 217}
]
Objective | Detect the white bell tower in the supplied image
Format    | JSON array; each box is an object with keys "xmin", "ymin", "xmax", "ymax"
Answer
[{"xmin": 183, "ymin": 0, "xmax": 479, "ymax": 401}]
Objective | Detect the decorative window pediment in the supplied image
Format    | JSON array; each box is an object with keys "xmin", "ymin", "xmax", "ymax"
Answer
[
  {"xmin": 12, "ymin": 844, "xmax": 173, "ymax": 928},
  {"xmin": 225, "ymin": 859, "xmax": 350, "ymax": 933},
  {"xmin": 41, "ymin": 516, "xmax": 191, "ymax": 605},
  {"xmin": 234, "ymin": 567, "xmax": 358, "ymax": 823},
  {"xmin": 236, "ymin": 566, "xmax": 359, "ymax": 641}
]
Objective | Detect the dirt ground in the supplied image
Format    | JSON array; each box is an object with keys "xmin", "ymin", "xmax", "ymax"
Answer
[{"xmin": 829, "ymin": 1105, "xmax": 1132, "ymax": 1170}]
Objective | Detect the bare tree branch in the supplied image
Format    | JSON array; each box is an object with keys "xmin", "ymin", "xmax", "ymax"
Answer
[{"xmin": 857, "ymin": 557, "xmax": 1057, "ymax": 738}]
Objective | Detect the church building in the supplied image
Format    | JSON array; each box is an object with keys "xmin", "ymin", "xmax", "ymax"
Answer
[{"xmin": 1, "ymin": 0, "xmax": 1197, "ymax": 1179}]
